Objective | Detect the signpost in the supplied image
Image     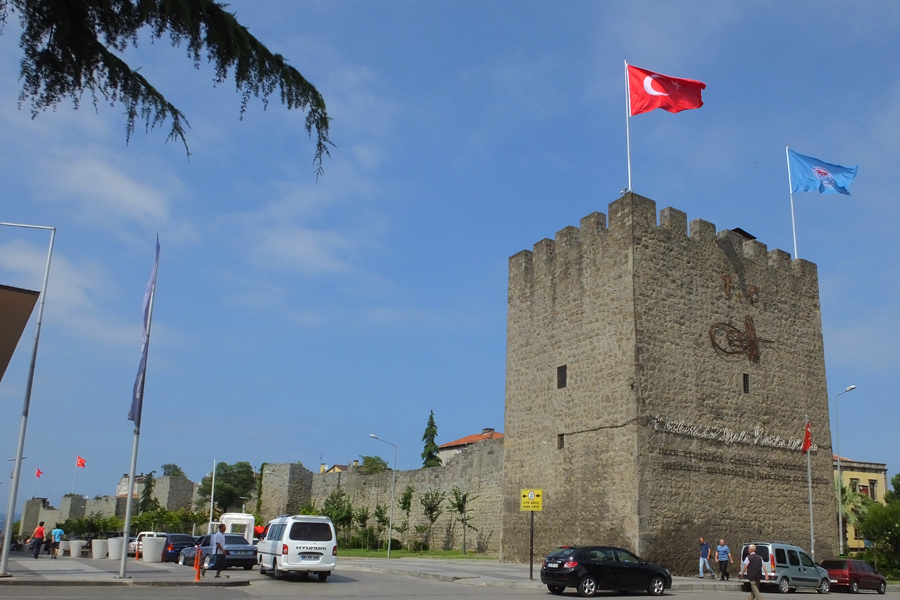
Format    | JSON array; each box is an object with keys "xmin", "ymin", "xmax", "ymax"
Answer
[{"xmin": 521, "ymin": 489, "xmax": 542, "ymax": 579}]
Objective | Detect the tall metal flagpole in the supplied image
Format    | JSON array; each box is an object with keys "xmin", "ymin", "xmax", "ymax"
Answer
[
  {"xmin": 0, "ymin": 223, "xmax": 55, "ymax": 578},
  {"xmin": 209, "ymin": 460, "xmax": 217, "ymax": 533},
  {"xmin": 805, "ymin": 415, "xmax": 815, "ymax": 560},
  {"xmin": 118, "ymin": 239, "xmax": 159, "ymax": 579},
  {"xmin": 786, "ymin": 145, "xmax": 799, "ymax": 259},
  {"xmin": 625, "ymin": 60, "xmax": 633, "ymax": 192}
]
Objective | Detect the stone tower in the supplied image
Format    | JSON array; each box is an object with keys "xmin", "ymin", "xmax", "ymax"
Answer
[{"xmin": 501, "ymin": 193, "xmax": 837, "ymax": 574}]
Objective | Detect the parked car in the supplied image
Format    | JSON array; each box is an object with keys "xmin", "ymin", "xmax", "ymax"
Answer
[
  {"xmin": 160, "ymin": 533, "xmax": 197, "ymax": 563},
  {"xmin": 739, "ymin": 542, "xmax": 830, "ymax": 594},
  {"xmin": 821, "ymin": 558, "xmax": 886, "ymax": 594},
  {"xmin": 540, "ymin": 546, "xmax": 672, "ymax": 596},
  {"xmin": 126, "ymin": 531, "xmax": 167, "ymax": 557},
  {"xmin": 177, "ymin": 534, "xmax": 257, "ymax": 570},
  {"xmin": 257, "ymin": 515, "xmax": 337, "ymax": 581}
]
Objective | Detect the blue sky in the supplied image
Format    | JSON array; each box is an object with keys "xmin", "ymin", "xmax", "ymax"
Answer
[{"xmin": 0, "ymin": 1, "xmax": 898, "ymax": 518}]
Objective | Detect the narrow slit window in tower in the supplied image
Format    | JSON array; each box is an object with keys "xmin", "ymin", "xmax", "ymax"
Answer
[{"xmin": 557, "ymin": 365, "xmax": 567, "ymax": 389}]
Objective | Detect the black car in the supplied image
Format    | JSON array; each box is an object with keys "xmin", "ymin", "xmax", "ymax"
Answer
[
  {"xmin": 540, "ymin": 546, "xmax": 672, "ymax": 597},
  {"xmin": 178, "ymin": 534, "xmax": 257, "ymax": 570},
  {"xmin": 161, "ymin": 533, "xmax": 197, "ymax": 563}
]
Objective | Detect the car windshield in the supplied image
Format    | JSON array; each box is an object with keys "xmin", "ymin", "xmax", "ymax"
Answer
[
  {"xmin": 167, "ymin": 534, "xmax": 193, "ymax": 543},
  {"xmin": 288, "ymin": 522, "xmax": 333, "ymax": 542},
  {"xmin": 224, "ymin": 535, "xmax": 249, "ymax": 545},
  {"xmin": 545, "ymin": 548, "xmax": 578, "ymax": 560},
  {"xmin": 821, "ymin": 560, "xmax": 846, "ymax": 570}
]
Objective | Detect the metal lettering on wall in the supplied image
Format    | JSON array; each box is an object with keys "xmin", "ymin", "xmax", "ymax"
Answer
[
  {"xmin": 708, "ymin": 315, "xmax": 773, "ymax": 363},
  {"xmin": 651, "ymin": 415, "xmax": 818, "ymax": 452}
]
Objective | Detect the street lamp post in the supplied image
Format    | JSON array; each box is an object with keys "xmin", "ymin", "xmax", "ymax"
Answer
[
  {"xmin": 0, "ymin": 222, "xmax": 55, "ymax": 578},
  {"xmin": 834, "ymin": 384, "xmax": 857, "ymax": 556},
  {"xmin": 370, "ymin": 434, "xmax": 397, "ymax": 559}
]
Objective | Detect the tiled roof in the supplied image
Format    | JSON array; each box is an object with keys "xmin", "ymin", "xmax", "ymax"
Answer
[{"xmin": 439, "ymin": 430, "xmax": 504, "ymax": 449}]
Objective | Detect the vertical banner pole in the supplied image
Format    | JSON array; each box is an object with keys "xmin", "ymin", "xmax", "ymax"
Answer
[
  {"xmin": 805, "ymin": 415, "xmax": 815, "ymax": 560},
  {"xmin": 786, "ymin": 145, "xmax": 799, "ymax": 259},
  {"xmin": 625, "ymin": 60, "xmax": 633, "ymax": 192},
  {"xmin": 529, "ymin": 510, "xmax": 535, "ymax": 580}
]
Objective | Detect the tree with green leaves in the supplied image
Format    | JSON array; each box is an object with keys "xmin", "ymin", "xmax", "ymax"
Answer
[
  {"xmin": 197, "ymin": 461, "xmax": 256, "ymax": 514},
  {"xmin": 419, "ymin": 488, "xmax": 445, "ymax": 549},
  {"xmin": 448, "ymin": 485, "xmax": 478, "ymax": 554},
  {"xmin": 357, "ymin": 455, "xmax": 389, "ymax": 475},
  {"xmin": 397, "ymin": 483, "xmax": 415, "ymax": 549},
  {"xmin": 0, "ymin": 0, "xmax": 331, "ymax": 176},
  {"xmin": 161, "ymin": 463, "xmax": 187, "ymax": 478},
  {"xmin": 373, "ymin": 503, "xmax": 390, "ymax": 549},
  {"xmin": 321, "ymin": 488, "xmax": 353, "ymax": 543},
  {"xmin": 421, "ymin": 410, "xmax": 442, "ymax": 468},
  {"xmin": 138, "ymin": 471, "xmax": 160, "ymax": 513}
]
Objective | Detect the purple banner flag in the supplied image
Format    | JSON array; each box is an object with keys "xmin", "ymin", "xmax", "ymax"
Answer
[{"xmin": 128, "ymin": 237, "xmax": 160, "ymax": 424}]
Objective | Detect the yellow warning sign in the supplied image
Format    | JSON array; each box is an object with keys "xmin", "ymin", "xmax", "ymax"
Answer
[{"xmin": 520, "ymin": 489, "xmax": 543, "ymax": 511}]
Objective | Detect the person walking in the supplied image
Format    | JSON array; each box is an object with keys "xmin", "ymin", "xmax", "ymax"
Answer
[
  {"xmin": 205, "ymin": 523, "xmax": 229, "ymax": 578},
  {"xmin": 740, "ymin": 544, "xmax": 770, "ymax": 600},
  {"xmin": 699, "ymin": 537, "xmax": 715, "ymax": 578},
  {"xmin": 29, "ymin": 521, "xmax": 45, "ymax": 559},
  {"xmin": 716, "ymin": 538, "xmax": 734, "ymax": 580},
  {"xmin": 50, "ymin": 525, "xmax": 65, "ymax": 559}
]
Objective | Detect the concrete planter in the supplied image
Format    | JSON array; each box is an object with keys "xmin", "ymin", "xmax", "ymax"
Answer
[
  {"xmin": 91, "ymin": 539, "xmax": 108, "ymax": 559},
  {"xmin": 107, "ymin": 537, "xmax": 124, "ymax": 560},
  {"xmin": 68, "ymin": 540, "xmax": 86, "ymax": 558},
  {"xmin": 141, "ymin": 537, "xmax": 166, "ymax": 563},
  {"xmin": 58, "ymin": 540, "xmax": 70, "ymax": 556}
]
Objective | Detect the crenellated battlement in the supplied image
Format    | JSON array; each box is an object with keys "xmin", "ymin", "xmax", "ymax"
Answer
[{"xmin": 509, "ymin": 193, "xmax": 816, "ymax": 288}]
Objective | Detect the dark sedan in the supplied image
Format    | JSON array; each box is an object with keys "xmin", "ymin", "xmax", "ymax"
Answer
[
  {"xmin": 177, "ymin": 534, "xmax": 257, "ymax": 570},
  {"xmin": 161, "ymin": 533, "xmax": 197, "ymax": 562},
  {"xmin": 821, "ymin": 558, "xmax": 887, "ymax": 594},
  {"xmin": 540, "ymin": 546, "xmax": 672, "ymax": 597}
]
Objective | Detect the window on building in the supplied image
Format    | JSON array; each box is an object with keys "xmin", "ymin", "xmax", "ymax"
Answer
[
  {"xmin": 869, "ymin": 480, "xmax": 878, "ymax": 499},
  {"xmin": 743, "ymin": 374, "xmax": 750, "ymax": 394},
  {"xmin": 859, "ymin": 484, "xmax": 869, "ymax": 498},
  {"xmin": 557, "ymin": 434, "xmax": 565, "ymax": 450},
  {"xmin": 850, "ymin": 478, "xmax": 859, "ymax": 493},
  {"xmin": 557, "ymin": 365, "xmax": 567, "ymax": 389}
]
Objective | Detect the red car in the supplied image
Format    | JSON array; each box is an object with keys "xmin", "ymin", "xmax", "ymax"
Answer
[{"xmin": 821, "ymin": 558, "xmax": 886, "ymax": 594}]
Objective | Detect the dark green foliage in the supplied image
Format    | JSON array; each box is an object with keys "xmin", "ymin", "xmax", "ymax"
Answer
[
  {"xmin": 419, "ymin": 488, "xmax": 445, "ymax": 549},
  {"xmin": 421, "ymin": 410, "xmax": 442, "ymax": 468},
  {"xmin": 357, "ymin": 455, "xmax": 389, "ymax": 475},
  {"xmin": 1, "ymin": 0, "xmax": 331, "ymax": 175},
  {"xmin": 320, "ymin": 488, "xmax": 353, "ymax": 543},
  {"xmin": 448, "ymin": 485, "xmax": 478, "ymax": 554},
  {"xmin": 161, "ymin": 463, "xmax": 186, "ymax": 478},
  {"xmin": 138, "ymin": 470, "xmax": 160, "ymax": 513},
  {"xmin": 196, "ymin": 461, "xmax": 256, "ymax": 514}
]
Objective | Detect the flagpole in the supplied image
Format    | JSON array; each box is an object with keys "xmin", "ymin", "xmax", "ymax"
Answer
[
  {"xmin": 0, "ymin": 223, "xmax": 55, "ymax": 578},
  {"xmin": 786, "ymin": 145, "xmax": 799, "ymax": 259},
  {"xmin": 117, "ymin": 241, "xmax": 159, "ymax": 580},
  {"xmin": 72, "ymin": 465, "xmax": 77, "ymax": 494},
  {"xmin": 805, "ymin": 415, "xmax": 815, "ymax": 560},
  {"xmin": 624, "ymin": 60, "xmax": 633, "ymax": 192}
]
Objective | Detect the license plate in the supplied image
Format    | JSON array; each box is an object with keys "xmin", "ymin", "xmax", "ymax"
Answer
[
  {"xmin": 548, "ymin": 562, "xmax": 559, "ymax": 568},
  {"xmin": 300, "ymin": 554, "xmax": 318, "ymax": 560}
]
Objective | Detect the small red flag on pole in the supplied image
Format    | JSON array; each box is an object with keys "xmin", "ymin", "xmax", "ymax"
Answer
[
  {"xmin": 76, "ymin": 456, "xmax": 86, "ymax": 468},
  {"xmin": 801, "ymin": 421, "xmax": 812, "ymax": 455},
  {"xmin": 35, "ymin": 468, "xmax": 43, "ymax": 478}
]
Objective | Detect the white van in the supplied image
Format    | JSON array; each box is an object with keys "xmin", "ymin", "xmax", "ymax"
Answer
[{"xmin": 257, "ymin": 515, "xmax": 336, "ymax": 581}]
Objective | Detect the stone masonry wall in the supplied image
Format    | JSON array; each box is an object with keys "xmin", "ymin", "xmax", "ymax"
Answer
[{"xmin": 502, "ymin": 193, "xmax": 837, "ymax": 573}]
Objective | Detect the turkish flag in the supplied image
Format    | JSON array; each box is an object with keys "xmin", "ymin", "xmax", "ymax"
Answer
[
  {"xmin": 76, "ymin": 456, "xmax": 86, "ymax": 468},
  {"xmin": 35, "ymin": 468, "xmax": 43, "ymax": 478},
  {"xmin": 801, "ymin": 422, "xmax": 812, "ymax": 455},
  {"xmin": 628, "ymin": 65, "xmax": 706, "ymax": 116}
]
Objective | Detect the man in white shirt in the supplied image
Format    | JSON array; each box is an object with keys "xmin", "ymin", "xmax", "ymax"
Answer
[{"xmin": 208, "ymin": 523, "xmax": 228, "ymax": 578}]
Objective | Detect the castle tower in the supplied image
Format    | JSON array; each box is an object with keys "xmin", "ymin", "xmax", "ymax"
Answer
[{"xmin": 501, "ymin": 193, "xmax": 837, "ymax": 573}]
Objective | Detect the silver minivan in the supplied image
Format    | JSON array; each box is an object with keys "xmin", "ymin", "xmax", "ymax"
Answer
[
  {"xmin": 257, "ymin": 515, "xmax": 337, "ymax": 581},
  {"xmin": 739, "ymin": 542, "xmax": 830, "ymax": 594}
]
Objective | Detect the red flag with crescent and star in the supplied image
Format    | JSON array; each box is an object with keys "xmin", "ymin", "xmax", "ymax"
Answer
[
  {"xmin": 76, "ymin": 456, "xmax": 86, "ymax": 468},
  {"xmin": 35, "ymin": 468, "xmax": 43, "ymax": 478},
  {"xmin": 801, "ymin": 421, "xmax": 813, "ymax": 455},
  {"xmin": 627, "ymin": 65, "xmax": 706, "ymax": 116}
]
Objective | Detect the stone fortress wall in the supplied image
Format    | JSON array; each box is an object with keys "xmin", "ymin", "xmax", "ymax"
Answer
[{"xmin": 501, "ymin": 193, "xmax": 837, "ymax": 574}]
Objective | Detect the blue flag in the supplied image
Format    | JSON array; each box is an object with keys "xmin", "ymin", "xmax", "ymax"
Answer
[
  {"xmin": 129, "ymin": 237, "xmax": 160, "ymax": 425},
  {"xmin": 788, "ymin": 149, "xmax": 858, "ymax": 195}
]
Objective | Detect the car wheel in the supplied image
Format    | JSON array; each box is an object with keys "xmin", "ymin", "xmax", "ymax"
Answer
[
  {"xmin": 779, "ymin": 577, "xmax": 791, "ymax": 594},
  {"xmin": 272, "ymin": 558, "xmax": 282, "ymax": 579},
  {"xmin": 877, "ymin": 581, "xmax": 886, "ymax": 595},
  {"xmin": 849, "ymin": 581, "xmax": 858, "ymax": 594},
  {"xmin": 818, "ymin": 579, "xmax": 830, "ymax": 594},
  {"xmin": 177, "ymin": 553, "xmax": 185, "ymax": 566},
  {"xmin": 548, "ymin": 584, "xmax": 565, "ymax": 595},
  {"xmin": 244, "ymin": 564, "xmax": 252, "ymax": 570},
  {"xmin": 578, "ymin": 575, "xmax": 598, "ymax": 597},
  {"xmin": 259, "ymin": 559, "xmax": 266, "ymax": 575},
  {"xmin": 647, "ymin": 575, "xmax": 665, "ymax": 596},
  {"xmin": 318, "ymin": 572, "xmax": 329, "ymax": 582}
]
